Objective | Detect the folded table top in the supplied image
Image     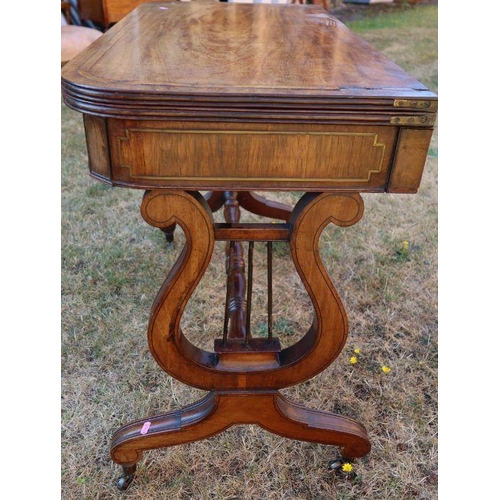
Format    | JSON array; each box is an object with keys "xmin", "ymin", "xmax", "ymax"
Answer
[{"xmin": 61, "ymin": 2, "xmax": 437, "ymax": 124}]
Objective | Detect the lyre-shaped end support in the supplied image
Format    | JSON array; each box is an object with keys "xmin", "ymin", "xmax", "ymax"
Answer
[
  {"xmin": 111, "ymin": 190, "xmax": 370, "ymax": 485},
  {"xmin": 139, "ymin": 190, "xmax": 365, "ymax": 392}
]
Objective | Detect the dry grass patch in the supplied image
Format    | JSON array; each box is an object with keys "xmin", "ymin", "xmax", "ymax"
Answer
[{"xmin": 61, "ymin": 5, "xmax": 437, "ymax": 499}]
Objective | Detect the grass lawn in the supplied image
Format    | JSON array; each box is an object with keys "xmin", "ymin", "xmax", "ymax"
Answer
[
  {"xmin": 61, "ymin": 4, "xmax": 438, "ymax": 499},
  {"xmin": 346, "ymin": 4, "xmax": 438, "ymax": 92}
]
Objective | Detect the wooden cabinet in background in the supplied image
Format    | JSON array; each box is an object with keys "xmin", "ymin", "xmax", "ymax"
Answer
[{"xmin": 77, "ymin": 0, "xmax": 162, "ymax": 28}]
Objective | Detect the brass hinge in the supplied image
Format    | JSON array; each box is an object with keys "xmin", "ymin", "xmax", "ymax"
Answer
[
  {"xmin": 390, "ymin": 115, "xmax": 436, "ymax": 126},
  {"xmin": 393, "ymin": 99, "xmax": 437, "ymax": 112}
]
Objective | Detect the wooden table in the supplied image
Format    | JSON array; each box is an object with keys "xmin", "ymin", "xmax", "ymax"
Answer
[{"xmin": 61, "ymin": 2, "xmax": 437, "ymax": 490}]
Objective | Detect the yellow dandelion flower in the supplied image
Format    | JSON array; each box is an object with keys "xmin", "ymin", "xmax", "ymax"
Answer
[
  {"xmin": 342, "ymin": 463, "xmax": 353, "ymax": 473},
  {"xmin": 354, "ymin": 348, "xmax": 360, "ymax": 354},
  {"xmin": 350, "ymin": 356, "xmax": 358, "ymax": 365},
  {"xmin": 402, "ymin": 241, "xmax": 409, "ymax": 251},
  {"xmin": 382, "ymin": 365, "xmax": 391, "ymax": 373}
]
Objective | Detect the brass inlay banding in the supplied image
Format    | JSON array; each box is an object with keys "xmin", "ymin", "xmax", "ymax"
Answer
[{"xmin": 117, "ymin": 128, "xmax": 387, "ymax": 183}]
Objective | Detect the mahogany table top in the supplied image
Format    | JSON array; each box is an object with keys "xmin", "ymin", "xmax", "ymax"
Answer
[{"xmin": 62, "ymin": 3, "xmax": 436, "ymax": 116}]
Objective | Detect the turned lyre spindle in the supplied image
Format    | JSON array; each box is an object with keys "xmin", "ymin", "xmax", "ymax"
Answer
[
  {"xmin": 223, "ymin": 191, "xmax": 248, "ymax": 342},
  {"xmin": 221, "ymin": 193, "xmax": 276, "ymax": 347}
]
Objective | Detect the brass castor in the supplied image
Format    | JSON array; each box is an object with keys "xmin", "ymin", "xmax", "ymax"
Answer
[
  {"xmin": 328, "ymin": 456, "xmax": 357, "ymax": 478},
  {"xmin": 116, "ymin": 465, "xmax": 136, "ymax": 491},
  {"xmin": 328, "ymin": 457, "xmax": 346, "ymax": 471}
]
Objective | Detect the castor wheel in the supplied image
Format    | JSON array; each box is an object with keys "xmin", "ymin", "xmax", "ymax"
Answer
[
  {"xmin": 328, "ymin": 456, "xmax": 357, "ymax": 478},
  {"xmin": 327, "ymin": 457, "xmax": 346, "ymax": 471},
  {"xmin": 116, "ymin": 473, "xmax": 134, "ymax": 491},
  {"xmin": 116, "ymin": 465, "xmax": 136, "ymax": 491}
]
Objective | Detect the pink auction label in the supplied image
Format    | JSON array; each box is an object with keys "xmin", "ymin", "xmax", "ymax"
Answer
[{"xmin": 140, "ymin": 421, "xmax": 152, "ymax": 435}]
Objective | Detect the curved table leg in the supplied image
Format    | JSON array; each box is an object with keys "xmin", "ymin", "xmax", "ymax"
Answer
[
  {"xmin": 268, "ymin": 392, "xmax": 370, "ymax": 459},
  {"xmin": 238, "ymin": 191, "xmax": 292, "ymax": 221},
  {"xmin": 111, "ymin": 390, "xmax": 370, "ymax": 489}
]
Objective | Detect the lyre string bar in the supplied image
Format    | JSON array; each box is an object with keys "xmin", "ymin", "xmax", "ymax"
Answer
[
  {"xmin": 222, "ymin": 240, "xmax": 235, "ymax": 345},
  {"xmin": 245, "ymin": 241, "xmax": 254, "ymax": 344},
  {"xmin": 267, "ymin": 241, "xmax": 273, "ymax": 343}
]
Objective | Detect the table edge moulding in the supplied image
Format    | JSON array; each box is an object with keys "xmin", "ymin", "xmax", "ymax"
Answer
[{"xmin": 61, "ymin": 2, "xmax": 437, "ymax": 491}]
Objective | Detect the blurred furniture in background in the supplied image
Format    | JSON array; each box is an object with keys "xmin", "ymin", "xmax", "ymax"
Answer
[
  {"xmin": 62, "ymin": 1, "xmax": 102, "ymax": 66},
  {"xmin": 77, "ymin": 0, "xmax": 165, "ymax": 29},
  {"xmin": 61, "ymin": 25, "xmax": 103, "ymax": 65},
  {"xmin": 61, "ymin": 1, "xmax": 71, "ymax": 23},
  {"xmin": 228, "ymin": 0, "xmax": 292, "ymax": 3},
  {"xmin": 77, "ymin": 0, "xmax": 329, "ymax": 29}
]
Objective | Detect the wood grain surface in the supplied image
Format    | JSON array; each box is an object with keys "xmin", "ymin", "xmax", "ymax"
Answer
[{"xmin": 62, "ymin": 3, "xmax": 436, "ymax": 99}]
